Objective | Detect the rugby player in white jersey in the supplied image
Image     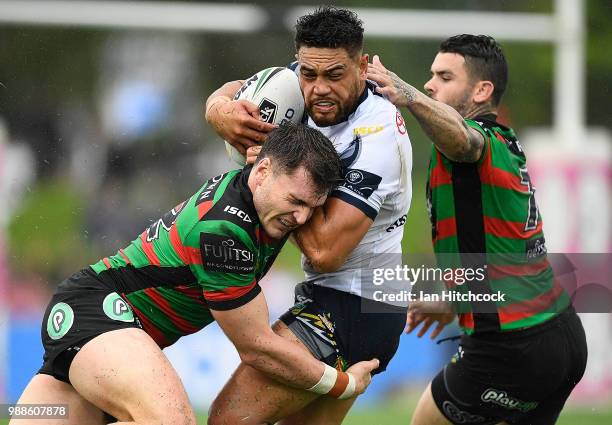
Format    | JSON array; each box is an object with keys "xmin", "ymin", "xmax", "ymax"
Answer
[{"xmin": 204, "ymin": 7, "xmax": 413, "ymax": 424}]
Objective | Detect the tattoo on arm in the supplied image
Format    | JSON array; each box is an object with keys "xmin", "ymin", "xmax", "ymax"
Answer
[
  {"xmin": 391, "ymin": 72, "xmax": 418, "ymax": 105},
  {"xmin": 451, "ymin": 125, "xmax": 485, "ymax": 163},
  {"xmin": 383, "ymin": 69, "xmax": 485, "ymax": 163}
]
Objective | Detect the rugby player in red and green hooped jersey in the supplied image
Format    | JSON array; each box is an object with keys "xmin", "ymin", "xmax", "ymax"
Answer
[
  {"xmin": 11, "ymin": 122, "xmax": 379, "ymax": 425},
  {"xmin": 368, "ymin": 35, "xmax": 587, "ymax": 425}
]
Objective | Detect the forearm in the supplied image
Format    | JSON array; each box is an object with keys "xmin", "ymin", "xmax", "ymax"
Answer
[
  {"xmin": 391, "ymin": 77, "xmax": 476, "ymax": 161},
  {"xmin": 204, "ymin": 80, "xmax": 243, "ymax": 122},
  {"xmin": 241, "ymin": 332, "xmax": 325, "ymax": 389}
]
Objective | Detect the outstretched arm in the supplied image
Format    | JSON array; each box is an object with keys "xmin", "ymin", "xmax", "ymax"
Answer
[
  {"xmin": 211, "ymin": 291, "xmax": 378, "ymax": 398},
  {"xmin": 367, "ymin": 55, "xmax": 485, "ymax": 163}
]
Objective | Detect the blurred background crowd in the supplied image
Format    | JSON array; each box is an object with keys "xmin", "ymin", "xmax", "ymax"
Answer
[{"xmin": 0, "ymin": 0, "xmax": 610, "ymax": 421}]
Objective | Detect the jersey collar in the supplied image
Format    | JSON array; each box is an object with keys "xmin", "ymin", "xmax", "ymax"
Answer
[{"xmin": 234, "ymin": 165, "xmax": 259, "ymax": 225}]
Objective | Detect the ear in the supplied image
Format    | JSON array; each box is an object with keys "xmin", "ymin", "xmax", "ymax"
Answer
[
  {"xmin": 473, "ymin": 80, "xmax": 495, "ymax": 104},
  {"xmin": 252, "ymin": 157, "xmax": 272, "ymax": 187},
  {"xmin": 359, "ymin": 54, "xmax": 368, "ymax": 80}
]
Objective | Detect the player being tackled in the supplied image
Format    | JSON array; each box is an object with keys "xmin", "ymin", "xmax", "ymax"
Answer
[{"xmin": 11, "ymin": 122, "xmax": 378, "ymax": 425}]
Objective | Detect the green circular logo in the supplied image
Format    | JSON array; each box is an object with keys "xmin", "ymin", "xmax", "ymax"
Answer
[
  {"xmin": 47, "ymin": 302, "xmax": 74, "ymax": 340},
  {"xmin": 103, "ymin": 293, "xmax": 134, "ymax": 322}
]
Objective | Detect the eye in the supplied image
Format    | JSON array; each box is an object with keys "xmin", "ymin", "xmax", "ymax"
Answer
[
  {"xmin": 329, "ymin": 73, "xmax": 343, "ymax": 80},
  {"xmin": 288, "ymin": 196, "xmax": 303, "ymax": 206}
]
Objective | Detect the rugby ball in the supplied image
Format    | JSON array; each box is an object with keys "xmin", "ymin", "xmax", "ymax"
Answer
[{"xmin": 225, "ymin": 67, "xmax": 305, "ymax": 165}]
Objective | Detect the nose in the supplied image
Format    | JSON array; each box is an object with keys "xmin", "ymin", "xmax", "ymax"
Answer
[
  {"xmin": 424, "ymin": 78, "xmax": 435, "ymax": 96},
  {"xmin": 313, "ymin": 78, "xmax": 331, "ymax": 96},
  {"xmin": 293, "ymin": 206, "xmax": 312, "ymax": 226}
]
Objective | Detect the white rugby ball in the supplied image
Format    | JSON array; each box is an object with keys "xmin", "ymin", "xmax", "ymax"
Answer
[{"xmin": 225, "ymin": 67, "xmax": 305, "ymax": 165}]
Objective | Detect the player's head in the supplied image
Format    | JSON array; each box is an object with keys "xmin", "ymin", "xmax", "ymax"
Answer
[
  {"xmin": 424, "ymin": 34, "xmax": 508, "ymax": 117},
  {"xmin": 294, "ymin": 6, "xmax": 367, "ymax": 127},
  {"xmin": 249, "ymin": 122, "xmax": 341, "ymax": 239}
]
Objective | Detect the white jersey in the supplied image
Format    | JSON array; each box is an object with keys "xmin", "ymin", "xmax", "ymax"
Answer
[{"xmin": 301, "ymin": 83, "xmax": 413, "ymax": 300}]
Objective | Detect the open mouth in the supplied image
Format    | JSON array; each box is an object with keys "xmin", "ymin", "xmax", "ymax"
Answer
[{"xmin": 313, "ymin": 100, "xmax": 335, "ymax": 113}]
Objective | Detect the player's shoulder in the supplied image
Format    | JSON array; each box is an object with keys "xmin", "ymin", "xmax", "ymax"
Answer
[
  {"xmin": 349, "ymin": 86, "xmax": 406, "ymax": 146},
  {"xmin": 193, "ymin": 169, "xmax": 258, "ymax": 242},
  {"xmin": 351, "ymin": 84, "xmax": 401, "ymax": 133},
  {"xmin": 358, "ymin": 83, "xmax": 397, "ymax": 119}
]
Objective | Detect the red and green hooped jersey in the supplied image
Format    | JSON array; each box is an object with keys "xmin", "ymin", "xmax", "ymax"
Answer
[
  {"xmin": 426, "ymin": 115, "xmax": 570, "ymax": 335},
  {"xmin": 90, "ymin": 167, "xmax": 285, "ymax": 347}
]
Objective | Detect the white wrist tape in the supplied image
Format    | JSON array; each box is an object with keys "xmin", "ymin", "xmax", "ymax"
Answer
[
  {"xmin": 307, "ymin": 365, "xmax": 356, "ymax": 399},
  {"xmin": 308, "ymin": 364, "xmax": 337, "ymax": 394}
]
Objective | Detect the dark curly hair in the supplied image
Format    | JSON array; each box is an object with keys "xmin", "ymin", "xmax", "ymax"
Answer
[
  {"xmin": 440, "ymin": 34, "xmax": 508, "ymax": 106},
  {"xmin": 295, "ymin": 6, "xmax": 364, "ymax": 57},
  {"xmin": 257, "ymin": 121, "xmax": 342, "ymax": 196}
]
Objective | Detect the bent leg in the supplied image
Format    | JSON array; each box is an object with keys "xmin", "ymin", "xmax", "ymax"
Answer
[
  {"xmin": 411, "ymin": 382, "xmax": 452, "ymax": 425},
  {"xmin": 9, "ymin": 374, "xmax": 104, "ymax": 425},
  {"xmin": 208, "ymin": 321, "xmax": 320, "ymax": 425},
  {"xmin": 69, "ymin": 327, "xmax": 196, "ymax": 425}
]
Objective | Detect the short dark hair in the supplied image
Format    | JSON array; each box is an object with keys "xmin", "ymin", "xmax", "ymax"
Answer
[
  {"xmin": 258, "ymin": 121, "xmax": 341, "ymax": 196},
  {"xmin": 440, "ymin": 34, "xmax": 508, "ymax": 106},
  {"xmin": 295, "ymin": 6, "xmax": 364, "ymax": 57}
]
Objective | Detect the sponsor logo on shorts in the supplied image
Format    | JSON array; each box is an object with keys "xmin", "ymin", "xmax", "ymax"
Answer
[
  {"xmin": 103, "ymin": 293, "xmax": 135, "ymax": 323},
  {"xmin": 47, "ymin": 302, "xmax": 74, "ymax": 340},
  {"xmin": 201, "ymin": 233, "xmax": 254, "ymax": 273},
  {"xmin": 480, "ymin": 388, "xmax": 538, "ymax": 412},
  {"xmin": 441, "ymin": 400, "xmax": 485, "ymax": 424},
  {"xmin": 295, "ymin": 294, "xmax": 313, "ymax": 305},
  {"xmin": 451, "ymin": 345, "xmax": 465, "ymax": 364}
]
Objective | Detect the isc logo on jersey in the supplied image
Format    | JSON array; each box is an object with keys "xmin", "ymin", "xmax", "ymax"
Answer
[
  {"xmin": 226, "ymin": 67, "xmax": 305, "ymax": 165},
  {"xmin": 224, "ymin": 205, "xmax": 252, "ymax": 222}
]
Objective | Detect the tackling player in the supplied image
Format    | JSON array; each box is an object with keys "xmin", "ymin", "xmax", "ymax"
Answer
[
  {"xmin": 205, "ymin": 7, "xmax": 413, "ymax": 425},
  {"xmin": 368, "ymin": 35, "xmax": 588, "ymax": 425},
  {"xmin": 11, "ymin": 123, "xmax": 379, "ymax": 425}
]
